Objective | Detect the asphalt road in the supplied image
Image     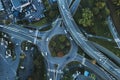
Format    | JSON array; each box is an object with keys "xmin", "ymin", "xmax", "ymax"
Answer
[
  {"xmin": 0, "ymin": 0, "xmax": 120, "ymax": 80},
  {"xmin": 107, "ymin": 16, "xmax": 120, "ymax": 49},
  {"xmin": 57, "ymin": 0, "xmax": 120, "ymax": 79}
]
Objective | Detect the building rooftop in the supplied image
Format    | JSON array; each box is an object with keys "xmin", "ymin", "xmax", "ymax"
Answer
[
  {"xmin": 0, "ymin": 0, "xmax": 4, "ymax": 11},
  {"xmin": 49, "ymin": 0, "xmax": 57, "ymax": 5},
  {"xmin": 2, "ymin": 0, "xmax": 45, "ymax": 22},
  {"xmin": 11, "ymin": 0, "xmax": 30, "ymax": 9}
]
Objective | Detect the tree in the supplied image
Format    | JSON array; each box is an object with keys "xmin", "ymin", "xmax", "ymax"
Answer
[
  {"xmin": 92, "ymin": 7, "xmax": 100, "ymax": 15},
  {"xmin": 92, "ymin": 1, "xmax": 110, "ymax": 20},
  {"xmin": 100, "ymin": 7, "xmax": 110, "ymax": 19},
  {"xmin": 115, "ymin": 9, "xmax": 120, "ymax": 16},
  {"xmin": 105, "ymin": 7, "xmax": 110, "ymax": 16},
  {"xmin": 113, "ymin": 0, "xmax": 120, "ymax": 6},
  {"xmin": 59, "ymin": 35, "xmax": 66, "ymax": 42},
  {"xmin": 95, "ymin": 1, "xmax": 105, "ymax": 9},
  {"xmin": 79, "ymin": 8, "xmax": 94, "ymax": 27},
  {"xmin": 112, "ymin": 0, "xmax": 120, "ymax": 17}
]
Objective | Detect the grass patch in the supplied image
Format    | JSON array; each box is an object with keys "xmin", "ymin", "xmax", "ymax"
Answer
[
  {"xmin": 89, "ymin": 38, "xmax": 120, "ymax": 57},
  {"xmin": 31, "ymin": 18, "xmax": 48, "ymax": 27},
  {"xmin": 92, "ymin": 19, "xmax": 113, "ymax": 38}
]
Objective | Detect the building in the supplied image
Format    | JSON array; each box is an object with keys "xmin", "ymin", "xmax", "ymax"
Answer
[
  {"xmin": 75, "ymin": 75, "xmax": 93, "ymax": 80},
  {"xmin": 48, "ymin": 0, "xmax": 57, "ymax": 5},
  {"xmin": 11, "ymin": 0, "xmax": 32, "ymax": 12},
  {"xmin": 0, "ymin": 0, "xmax": 4, "ymax": 11},
  {"xmin": 2, "ymin": 0, "xmax": 45, "ymax": 22}
]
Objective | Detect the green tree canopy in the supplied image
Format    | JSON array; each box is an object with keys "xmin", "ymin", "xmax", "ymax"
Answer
[
  {"xmin": 95, "ymin": 1, "xmax": 105, "ymax": 9},
  {"xmin": 113, "ymin": 0, "xmax": 120, "ymax": 6},
  {"xmin": 79, "ymin": 8, "xmax": 94, "ymax": 27}
]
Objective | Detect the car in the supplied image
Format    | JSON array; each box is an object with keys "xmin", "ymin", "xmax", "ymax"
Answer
[
  {"xmin": 27, "ymin": 40, "xmax": 32, "ymax": 43},
  {"xmin": 29, "ymin": 30, "xmax": 33, "ymax": 33},
  {"xmin": 45, "ymin": 52, "xmax": 47, "ymax": 56},
  {"xmin": 0, "ymin": 25, "xmax": 3, "ymax": 27},
  {"xmin": 64, "ymin": 30, "xmax": 67, "ymax": 34},
  {"xmin": 25, "ymin": 46, "xmax": 28, "ymax": 50},
  {"xmin": 20, "ymin": 66, "xmax": 25, "ymax": 70},
  {"xmin": 5, "ymin": 55, "xmax": 9, "ymax": 58},
  {"xmin": 62, "ymin": 5, "xmax": 65, "ymax": 9},
  {"xmin": 66, "ymin": 56, "xmax": 70, "ymax": 60},
  {"xmin": 4, "ymin": 34, "xmax": 7, "ymax": 37},
  {"xmin": 46, "ymin": 38, "xmax": 49, "ymax": 41},
  {"xmin": 6, "ymin": 49, "xmax": 11, "ymax": 54},
  {"xmin": 41, "ymin": 52, "xmax": 44, "ymax": 56},
  {"xmin": 5, "ymin": 49, "xmax": 12, "ymax": 58},
  {"xmin": 29, "ymin": 16, "xmax": 33, "ymax": 19},
  {"xmin": 11, "ymin": 37, "xmax": 14, "ymax": 39},
  {"xmin": 8, "ymin": 41, "xmax": 12, "ymax": 44},
  {"xmin": 37, "ymin": 36, "xmax": 42, "ymax": 40},
  {"xmin": 30, "ymin": 47, "xmax": 34, "ymax": 50},
  {"xmin": 0, "ymin": 38, "xmax": 3, "ymax": 42},
  {"xmin": 38, "ymin": 0, "xmax": 42, "ymax": 3},
  {"xmin": 32, "ymin": 4, "xmax": 37, "ymax": 10},
  {"xmin": 5, "ymin": 45, "xmax": 7, "ymax": 48},
  {"xmin": 69, "ymin": 37, "xmax": 73, "ymax": 40},
  {"xmin": 5, "ymin": 41, "xmax": 8, "ymax": 45},
  {"xmin": 1, "ymin": 42, "xmax": 3, "ymax": 45},
  {"xmin": 84, "ymin": 71, "xmax": 89, "ymax": 77},
  {"xmin": 16, "ymin": 43, "xmax": 19, "ymax": 45}
]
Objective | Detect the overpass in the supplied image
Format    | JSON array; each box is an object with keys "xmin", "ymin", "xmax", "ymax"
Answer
[{"xmin": 57, "ymin": 0, "xmax": 120, "ymax": 79}]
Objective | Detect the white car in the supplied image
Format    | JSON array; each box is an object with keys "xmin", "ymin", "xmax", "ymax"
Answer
[
  {"xmin": 4, "ymin": 34, "xmax": 7, "ymax": 37},
  {"xmin": 25, "ymin": 46, "xmax": 28, "ymax": 50},
  {"xmin": 41, "ymin": 52, "xmax": 44, "ymax": 56},
  {"xmin": 5, "ymin": 55, "xmax": 9, "ymax": 58},
  {"xmin": 5, "ymin": 50, "xmax": 11, "ymax": 58},
  {"xmin": 45, "ymin": 52, "xmax": 47, "ymax": 56},
  {"xmin": 5, "ymin": 45, "xmax": 7, "ymax": 48},
  {"xmin": 29, "ymin": 16, "xmax": 33, "ymax": 19},
  {"xmin": 64, "ymin": 30, "xmax": 67, "ymax": 34},
  {"xmin": 27, "ymin": 40, "xmax": 32, "ymax": 43},
  {"xmin": 16, "ymin": 43, "xmax": 19, "ymax": 45},
  {"xmin": 5, "ymin": 41, "xmax": 8, "ymax": 45},
  {"xmin": 29, "ymin": 30, "xmax": 33, "ymax": 33},
  {"xmin": 9, "ymin": 41, "xmax": 12, "ymax": 44},
  {"xmin": 20, "ymin": 66, "xmax": 25, "ymax": 69},
  {"xmin": 46, "ymin": 38, "xmax": 49, "ymax": 42},
  {"xmin": 1, "ymin": 42, "xmax": 3, "ymax": 45},
  {"xmin": 69, "ymin": 37, "xmax": 73, "ymax": 40}
]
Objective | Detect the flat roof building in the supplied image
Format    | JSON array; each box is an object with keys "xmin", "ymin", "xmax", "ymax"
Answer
[
  {"xmin": 11, "ymin": 0, "xmax": 30, "ymax": 8},
  {"xmin": 0, "ymin": 0, "xmax": 4, "ymax": 11},
  {"xmin": 49, "ymin": 0, "xmax": 57, "ymax": 5},
  {"xmin": 11, "ymin": 0, "xmax": 31, "ymax": 12}
]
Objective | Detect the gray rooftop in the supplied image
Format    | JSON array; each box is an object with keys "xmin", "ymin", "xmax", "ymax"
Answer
[{"xmin": 0, "ymin": 0, "xmax": 4, "ymax": 11}]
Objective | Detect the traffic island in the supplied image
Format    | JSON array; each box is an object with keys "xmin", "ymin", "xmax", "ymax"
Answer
[{"xmin": 49, "ymin": 34, "xmax": 71, "ymax": 57}]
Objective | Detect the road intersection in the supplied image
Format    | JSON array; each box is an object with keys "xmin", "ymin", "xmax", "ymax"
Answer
[{"xmin": 0, "ymin": 0, "xmax": 120, "ymax": 80}]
